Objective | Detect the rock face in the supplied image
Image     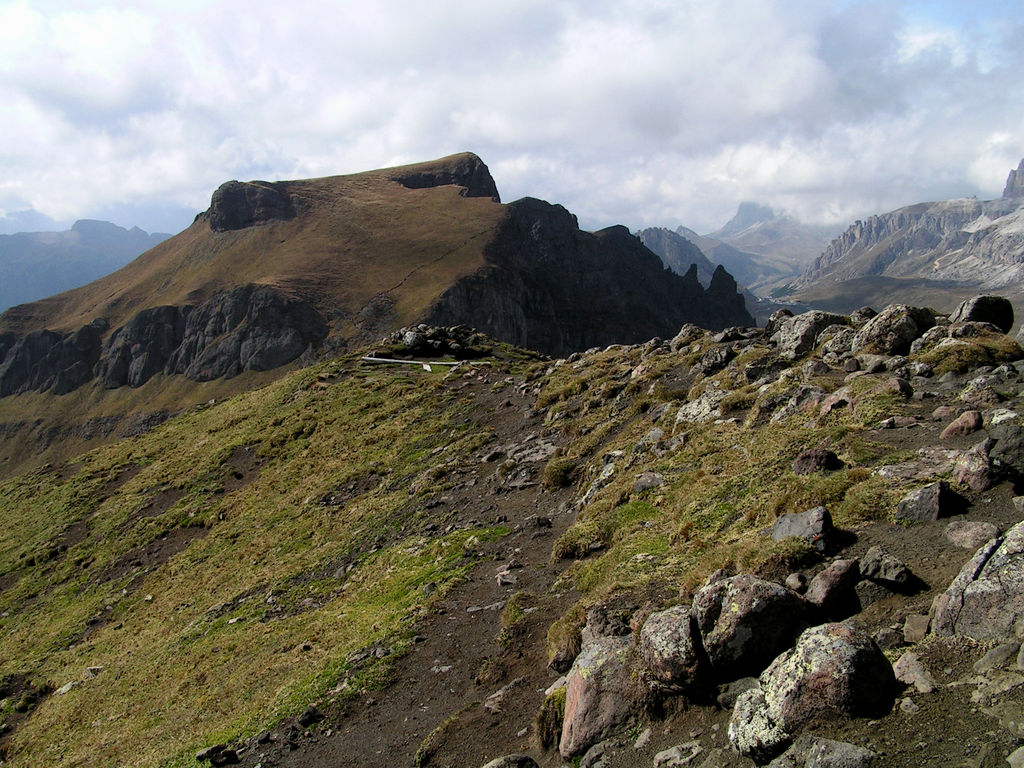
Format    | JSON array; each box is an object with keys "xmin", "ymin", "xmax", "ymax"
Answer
[
  {"xmin": 1005, "ymin": 159, "xmax": 1024, "ymax": 199},
  {"xmin": 932, "ymin": 520, "xmax": 1024, "ymax": 641},
  {"xmin": 207, "ymin": 180, "xmax": 298, "ymax": 232},
  {"xmin": 426, "ymin": 198, "xmax": 753, "ymax": 358},
  {"xmin": 0, "ymin": 285, "xmax": 328, "ymax": 395},
  {"xmin": 796, "ymin": 161, "xmax": 1024, "ymax": 294},
  {"xmin": 391, "ymin": 152, "xmax": 501, "ymax": 202},
  {"xmin": 559, "ymin": 637, "xmax": 634, "ymax": 759},
  {"xmin": 851, "ymin": 305, "xmax": 935, "ymax": 356}
]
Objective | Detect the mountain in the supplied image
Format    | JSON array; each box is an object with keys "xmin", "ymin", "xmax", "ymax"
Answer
[
  {"xmin": 0, "ymin": 220, "xmax": 170, "ymax": 313},
  {"xmin": 700, "ymin": 203, "xmax": 840, "ymax": 295},
  {"xmin": 0, "ymin": 152, "xmax": 751, "ymax": 474},
  {"xmin": 793, "ymin": 160, "xmax": 1024, "ymax": 314},
  {"xmin": 3, "ymin": 295, "xmax": 1024, "ymax": 766}
]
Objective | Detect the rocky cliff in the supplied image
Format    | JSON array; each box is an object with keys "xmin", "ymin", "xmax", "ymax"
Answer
[
  {"xmin": 426, "ymin": 200, "xmax": 752, "ymax": 357},
  {"xmin": 796, "ymin": 160, "xmax": 1024, "ymax": 293}
]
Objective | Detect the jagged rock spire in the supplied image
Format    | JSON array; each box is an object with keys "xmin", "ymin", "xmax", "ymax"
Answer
[{"xmin": 1003, "ymin": 159, "xmax": 1024, "ymax": 198}]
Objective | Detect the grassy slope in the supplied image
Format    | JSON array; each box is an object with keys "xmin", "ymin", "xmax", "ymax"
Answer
[
  {"xmin": 0, "ymin": 354, "xmax": 512, "ymax": 766},
  {"xmin": 0, "ymin": 155, "xmax": 506, "ymax": 337}
]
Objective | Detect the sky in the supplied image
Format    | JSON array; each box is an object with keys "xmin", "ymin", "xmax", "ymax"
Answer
[{"xmin": 0, "ymin": 0, "xmax": 1022, "ymax": 237}]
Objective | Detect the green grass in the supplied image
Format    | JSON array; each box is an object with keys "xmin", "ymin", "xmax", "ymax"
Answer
[{"xmin": 0, "ymin": 355, "xmax": 510, "ymax": 767}]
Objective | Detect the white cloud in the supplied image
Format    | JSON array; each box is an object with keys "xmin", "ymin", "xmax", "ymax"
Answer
[{"xmin": 0, "ymin": 0, "xmax": 1021, "ymax": 236}]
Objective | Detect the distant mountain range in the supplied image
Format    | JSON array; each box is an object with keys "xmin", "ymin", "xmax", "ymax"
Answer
[
  {"xmin": 792, "ymin": 159, "xmax": 1024, "ymax": 315},
  {"xmin": 0, "ymin": 219, "xmax": 170, "ymax": 313}
]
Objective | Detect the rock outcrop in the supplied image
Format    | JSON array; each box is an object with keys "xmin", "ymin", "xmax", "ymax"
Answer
[
  {"xmin": 391, "ymin": 152, "xmax": 501, "ymax": 202},
  {"xmin": 1005, "ymin": 159, "xmax": 1024, "ymax": 199},
  {"xmin": 0, "ymin": 285, "xmax": 327, "ymax": 395},
  {"xmin": 206, "ymin": 180, "xmax": 299, "ymax": 232},
  {"xmin": 425, "ymin": 198, "xmax": 753, "ymax": 358}
]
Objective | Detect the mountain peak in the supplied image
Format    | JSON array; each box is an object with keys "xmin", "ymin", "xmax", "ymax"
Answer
[
  {"xmin": 1003, "ymin": 158, "xmax": 1024, "ymax": 199},
  {"xmin": 389, "ymin": 151, "xmax": 500, "ymax": 202},
  {"xmin": 716, "ymin": 201, "xmax": 777, "ymax": 237}
]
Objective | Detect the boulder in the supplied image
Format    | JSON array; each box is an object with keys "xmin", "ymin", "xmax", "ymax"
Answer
[
  {"xmin": 851, "ymin": 304, "xmax": 935, "ymax": 356},
  {"xmin": 932, "ymin": 521, "xmax": 1024, "ymax": 642},
  {"xmin": 948, "ymin": 296, "xmax": 1014, "ymax": 334},
  {"xmin": 791, "ymin": 449, "xmax": 843, "ymax": 475},
  {"xmin": 763, "ymin": 309, "xmax": 794, "ymax": 339},
  {"xmin": 638, "ymin": 606, "xmax": 706, "ymax": 690},
  {"xmin": 988, "ymin": 423, "xmax": 1024, "ymax": 480},
  {"xmin": 894, "ymin": 481, "xmax": 956, "ymax": 522},
  {"xmin": 771, "ymin": 311, "xmax": 847, "ymax": 360},
  {"xmin": 691, "ymin": 575, "xmax": 811, "ymax": 678},
  {"xmin": 849, "ymin": 307, "xmax": 878, "ymax": 327},
  {"xmin": 771, "ymin": 506, "xmax": 836, "ymax": 553},
  {"xmin": 766, "ymin": 734, "xmax": 877, "ymax": 768},
  {"xmin": 940, "ymin": 410, "xmax": 983, "ymax": 439},
  {"xmin": 763, "ymin": 623, "xmax": 895, "ymax": 730},
  {"xmin": 804, "ymin": 559, "xmax": 860, "ymax": 620},
  {"xmin": 559, "ymin": 637, "xmax": 634, "ymax": 759},
  {"xmin": 953, "ymin": 436, "xmax": 995, "ymax": 491},
  {"xmin": 860, "ymin": 546, "xmax": 914, "ymax": 591},
  {"xmin": 891, "ymin": 650, "xmax": 936, "ymax": 694}
]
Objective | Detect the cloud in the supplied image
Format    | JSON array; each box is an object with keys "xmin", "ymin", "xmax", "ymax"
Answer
[{"xmin": 0, "ymin": 0, "xmax": 1022, "ymax": 236}]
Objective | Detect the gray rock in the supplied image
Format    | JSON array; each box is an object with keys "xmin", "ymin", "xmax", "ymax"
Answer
[
  {"xmin": 851, "ymin": 304, "xmax": 935, "ymax": 356},
  {"xmin": 763, "ymin": 309, "xmax": 794, "ymax": 339},
  {"xmin": 860, "ymin": 546, "xmax": 913, "ymax": 590},
  {"xmin": 872, "ymin": 627, "xmax": 904, "ymax": 651},
  {"xmin": 849, "ymin": 307, "xmax": 877, "ymax": 326},
  {"xmin": 761, "ymin": 623, "xmax": 896, "ymax": 731},
  {"xmin": 560, "ymin": 637, "xmax": 634, "ymax": 759},
  {"xmin": 771, "ymin": 506, "xmax": 836, "ymax": 553},
  {"xmin": 949, "ymin": 295, "xmax": 1014, "ymax": 334},
  {"xmin": 692, "ymin": 575, "xmax": 811, "ymax": 678},
  {"xmin": 945, "ymin": 520, "xmax": 999, "ymax": 550},
  {"xmin": 639, "ymin": 606, "xmax": 705, "ymax": 690},
  {"xmin": 903, "ymin": 614, "xmax": 930, "ymax": 643},
  {"xmin": 481, "ymin": 756, "xmax": 539, "ymax": 768},
  {"xmin": 989, "ymin": 424, "xmax": 1024, "ymax": 480},
  {"xmin": 728, "ymin": 687, "xmax": 791, "ymax": 763},
  {"xmin": 805, "ymin": 559, "xmax": 860, "ymax": 620},
  {"xmin": 932, "ymin": 521, "xmax": 1024, "ymax": 642},
  {"xmin": 772, "ymin": 311, "xmax": 848, "ymax": 360},
  {"xmin": 895, "ymin": 481, "xmax": 956, "ymax": 522},
  {"xmin": 634, "ymin": 471, "xmax": 665, "ymax": 494},
  {"xmin": 767, "ymin": 734, "xmax": 877, "ymax": 768}
]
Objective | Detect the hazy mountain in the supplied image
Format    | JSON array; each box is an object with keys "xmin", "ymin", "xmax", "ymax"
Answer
[
  {"xmin": 702, "ymin": 202, "xmax": 841, "ymax": 295},
  {"xmin": 793, "ymin": 159, "xmax": 1024, "ymax": 314},
  {"xmin": 0, "ymin": 220, "xmax": 170, "ymax": 312}
]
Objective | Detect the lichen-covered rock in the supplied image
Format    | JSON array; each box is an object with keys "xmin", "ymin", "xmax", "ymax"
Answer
[
  {"xmin": 691, "ymin": 575, "xmax": 811, "ymax": 678},
  {"xmin": 638, "ymin": 606, "xmax": 705, "ymax": 690},
  {"xmin": 728, "ymin": 687, "xmax": 791, "ymax": 763},
  {"xmin": 771, "ymin": 311, "xmax": 847, "ymax": 360},
  {"xmin": 851, "ymin": 304, "xmax": 935, "ymax": 356},
  {"xmin": 932, "ymin": 521, "xmax": 1024, "ymax": 642},
  {"xmin": 761, "ymin": 623, "xmax": 896, "ymax": 732},
  {"xmin": 944, "ymin": 520, "xmax": 999, "ymax": 550},
  {"xmin": 559, "ymin": 637, "xmax": 634, "ymax": 759},
  {"xmin": 860, "ymin": 546, "xmax": 914, "ymax": 591}
]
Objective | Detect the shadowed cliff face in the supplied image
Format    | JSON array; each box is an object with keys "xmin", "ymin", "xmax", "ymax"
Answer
[
  {"xmin": 207, "ymin": 181, "xmax": 299, "ymax": 232},
  {"xmin": 390, "ymin": 153, "xmax": 501, "ymax": 202},
  {"xmin": 424, "ymin": 198, "xmax": 753, "ymax": 357},
  {"xmin": 0, "ymin": 286, "xmax": 327, "ymax": 396}
]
